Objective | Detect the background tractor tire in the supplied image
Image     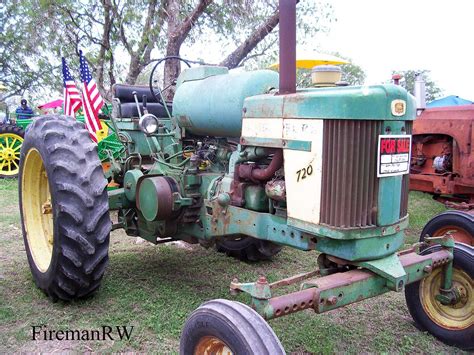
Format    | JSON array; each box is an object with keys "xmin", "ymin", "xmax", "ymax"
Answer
[
  {"xmin": 19, "ymin": 115, "xmax": 111, "ymax": 301},
  {"xmin": 0, "ymin": 124, "xmax": 24, "ymax": 178},
  {"xmin": 405, "ymin": 244, "xmax": 473, "ymax": 350},
  {"xmin": 180, "ymin": 299, "xmax": 285, "ymax": 355},
  {"xmin": 216, "ymin": 236, "xmax": 282, "ymax": 262},
  {"xmin": 420, "ymin": 210, "xmax": 473, "ymax": 247}
]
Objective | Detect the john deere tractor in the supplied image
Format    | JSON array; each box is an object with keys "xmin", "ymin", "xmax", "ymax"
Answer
[{"xmin": 18, "ymin": 1, "xmax": 472, "ymax": 353}]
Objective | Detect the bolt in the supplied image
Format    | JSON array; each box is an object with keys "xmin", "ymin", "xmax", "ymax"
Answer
[
  {"xmin": 125, "ymin": 182, "xmax": 132, "ymax": 189},
  {"xmin": 423, "ymin": 265, "xmax": 432, "ymax": 273},
  {"xmin": 326, "ymin": 296, "xmax": 337, "ymax": 305}
]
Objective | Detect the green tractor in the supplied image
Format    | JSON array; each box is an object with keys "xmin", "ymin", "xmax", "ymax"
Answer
[
  {"xmin": 0, "ymin": 117, "xmax": 30, "ymax": 178},
  {"xmin": 1, "ymin": 107, "xmax": 121, "ymax": 178},
  {"xmin": 18, "ymin": 1, "xmax": 472, "ymax": 353}
]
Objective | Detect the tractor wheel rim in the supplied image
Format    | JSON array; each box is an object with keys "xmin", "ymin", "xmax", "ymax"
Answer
[
  {"xmin": 21, "ymin": 148, "xmax": 54, "ymax": 272},
  {"xmin": 0, "ymin": 133, "xmax": 23, "ymax": 176},
  {"xmin": 420, "ymin": 267, "xmax": 473, "ymax": 330},
  {"xmin": 433, "ymin": 226, "xmax": 473, "ymax": 246},
  {"xmin": 194, "ymin": 336, "xmax": 233, "ymax": 355}
]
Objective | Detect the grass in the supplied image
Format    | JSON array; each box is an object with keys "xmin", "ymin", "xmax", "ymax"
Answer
[{"xmin": 0, "ymin": 178, "xmax": 463, "ymax": 353}]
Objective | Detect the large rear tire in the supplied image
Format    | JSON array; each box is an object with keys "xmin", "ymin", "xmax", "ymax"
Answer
[
  {"xmin": 405, "ymin": 244, "xmax": 473, "ymax": 350},
  {"xmin": 216, "ymin": 236, "xmax": 282, "ymax": 262},
  {"xmin": 0, "ymin": 123, "xmax": 24, "ymax": 178},
  {"xmin": 180, "ymin": 299, "xmax": 284, "ymax": 355},
  {"xmin": 19, "ymin": 115, "xmax": 111, "ymax": 301}
]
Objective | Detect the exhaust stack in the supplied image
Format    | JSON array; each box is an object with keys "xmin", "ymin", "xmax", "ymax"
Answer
[
  {"xmin": 414, "ymin": 73, "xmax": 426, "ymax": 110},
  {"xmin": 278, "ymin": 0, "xmax": 297, "ymax": 94}
]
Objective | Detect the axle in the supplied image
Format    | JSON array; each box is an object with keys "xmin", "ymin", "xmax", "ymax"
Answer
[{"xmin": 231, "ymin": 246, "xmax": 454, "ymax": 320}]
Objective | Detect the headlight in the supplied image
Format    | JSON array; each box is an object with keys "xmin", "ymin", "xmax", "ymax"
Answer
[{"xmin": 139, "ymin": 113, "xmax": 159, "ymax": 134}]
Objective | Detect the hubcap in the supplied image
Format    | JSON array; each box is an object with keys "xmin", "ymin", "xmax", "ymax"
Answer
[
  {"xmin": 21, "ymin": 149, "xmax": 54, "ymax": 272},
  {"xmin": 195, "ymin": 336, "xmax": 233, "ymax": 355},
  {"xmin": 0, "ymin": 133, "xmax": 23, "ymax": 176},
  {"xmin": 420, "ymin": 266, "xmax": 473, "ymax": 330},
  {"xmin": 433, "ymin": 226, "xmax": 473, "ymax": 246}
]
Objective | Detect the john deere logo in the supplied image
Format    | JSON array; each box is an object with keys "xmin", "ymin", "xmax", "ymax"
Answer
[{"xmin": 391, "ymin": 100, "xmax": 406, "ymax": 116}]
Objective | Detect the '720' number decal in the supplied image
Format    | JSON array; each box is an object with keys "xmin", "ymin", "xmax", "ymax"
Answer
[{"xmin": 296, "ymin": 164, "xmax": 313, "ymax": 182}]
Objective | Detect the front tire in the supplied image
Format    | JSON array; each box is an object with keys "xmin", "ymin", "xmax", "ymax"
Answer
[
  {"xmin": 180, "ymin": 299, "xmax": 284, "ymax": 355},
  {"xmin": 405, "ymin": 244, "xmax": 473, "ymax": 350},
  {"xmin": 420, "ymin": 210, "xmax": 473, "ymax": 246},
  {"xmin": 19, "ymin": 115, "xmax": 111, "ymax": 300}
]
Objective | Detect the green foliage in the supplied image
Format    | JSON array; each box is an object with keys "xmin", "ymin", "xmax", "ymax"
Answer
[
  {"xmin": 0, "ymin": 0, "xmax": 334, "ymax": 100},
  {"xmin": 392, "ymin": 69, "xmax": 442, "ymax": 102}
]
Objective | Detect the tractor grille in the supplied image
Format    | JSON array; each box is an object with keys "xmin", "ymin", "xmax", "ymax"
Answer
[
  {"xmin": 320, "ymin": 120, "xmax": 383, "ymax": 228},
  {"xmin": 399, "ymin": 122, "xmax": 413, "ymax": 219}
]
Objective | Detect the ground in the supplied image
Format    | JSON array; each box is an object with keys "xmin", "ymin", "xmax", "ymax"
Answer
[{"xmin": 0, "ymin": 178, "xmax": 464, "ymax": 353}]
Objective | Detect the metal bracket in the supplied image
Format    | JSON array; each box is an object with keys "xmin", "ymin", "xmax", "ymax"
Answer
[
  {"xmin": 230, "ymin": 276, "xmax": 273, "ymax": 318},
  {"xmin": 353, "ymin": 253, "xmax": 407, "ymax": 291}
]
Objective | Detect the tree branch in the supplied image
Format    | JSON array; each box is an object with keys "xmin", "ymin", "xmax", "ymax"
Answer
[{"xmin": 219, "ymin": 8, "xmax": 280, "ymax": 69}]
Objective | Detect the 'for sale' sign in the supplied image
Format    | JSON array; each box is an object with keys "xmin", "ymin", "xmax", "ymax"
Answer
[{"xmin": 377, "ymin": 135, "xmax": 411, "ymax": 177}]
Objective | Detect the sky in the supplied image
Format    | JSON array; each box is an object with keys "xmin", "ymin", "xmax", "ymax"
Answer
[
  {"xmin": 315, "ymin": 0, "xmax": 474, "ymax": 101},
  {"xmin": 183, "ymin": 0, "xmax": 474, "ymax": 102}
]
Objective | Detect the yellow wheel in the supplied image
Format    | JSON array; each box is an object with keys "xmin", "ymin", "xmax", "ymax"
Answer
[
  {"xmin": 0, "ymin": 124, "xmax": 24, "ymax": 178},
  {"xmin": 19, "ymin": 115, "xmax": 111, "ymax": 301},
  {"xmin": 180, "ymin": 299, "xmax": 284, "ymax": 355},
  {"xmin": 21, "ymin": 148, "xmax": 54, "ymax": 272},
  {"xmin": 195, "ymin": 336, "xmax": 233, "ymax": 355},
  {"xmin": 405, "ymin": 244, "xmax": 474, "ymax": 350}
]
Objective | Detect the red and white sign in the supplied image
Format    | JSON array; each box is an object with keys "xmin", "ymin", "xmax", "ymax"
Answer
[{"xmin": 377, "ymin": 135, "xmax": 412, "ymax": 177}]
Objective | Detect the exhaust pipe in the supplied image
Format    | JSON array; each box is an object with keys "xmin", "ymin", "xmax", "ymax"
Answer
[
  {"xmin": 278, "ymin": 0, "xmax": 297, "ymax": 94},
  {"xmin": 414, "ymin": 73, "xmax": 426, "ymax": 110}
]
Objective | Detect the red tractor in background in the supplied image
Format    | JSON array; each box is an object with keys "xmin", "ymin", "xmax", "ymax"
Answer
[{"xmin": 406, "ymin": 74, "xmax": 474, "ymax": 246}]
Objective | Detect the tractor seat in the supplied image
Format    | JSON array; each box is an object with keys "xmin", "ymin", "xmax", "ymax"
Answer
[{"xmin": 112, "ymin": 84, "xmax": 172, "ymax": 118}]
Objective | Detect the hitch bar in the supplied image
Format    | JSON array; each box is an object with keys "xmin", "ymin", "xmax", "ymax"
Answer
[{"xmin": 231, "ymin": 249, "xmax": 452, "ymax": 320}]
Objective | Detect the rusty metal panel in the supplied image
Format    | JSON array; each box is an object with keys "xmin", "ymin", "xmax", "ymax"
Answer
[{"xmin": 320, "ymin": 120, "xmax": 383, "ymax": 227}]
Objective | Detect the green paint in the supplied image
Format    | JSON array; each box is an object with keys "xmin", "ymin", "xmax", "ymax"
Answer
[
  {"xmin": 107, "ymin": 188, "xmax": 131, "ymax": 210},
  {"xmin": 123, "ymin": 169, "xmax": 143, "ymax": 202},
  {"xmin": 287, "ymin": 216, "xmax": 409, "ymax": 240},
  {"xmin": 244, "ymin": 185, "xmax": 268, "ymax": 212},
  {"xmin": 138, "ymin": 178, "xmax": 160, "ymax": 221},
  {"xmin": 243, "ymin": 84, "xmax": 416, "ymax": 121},
  {"xmin": 173, "ymin": 69, "xmax": 279, "ymax": 137},
  {"xmin": 378, "ymin": 176, "xmax": 402, "ymax": 225},
  {"xmin": 354, "ymin": 253, "xmax": 407, "ymax": 291},
  {"xmin": 315, "ymin": 232, "xmax": 405, "ymax": 261},
  {"xmin": 241, "ymin": 136, "xmax": 312, "ymax": 151}
]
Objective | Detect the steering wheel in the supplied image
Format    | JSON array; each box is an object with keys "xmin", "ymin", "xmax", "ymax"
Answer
[{"xmin": 148, "ymin": 56, "xmax": 192, "ymax": 105}]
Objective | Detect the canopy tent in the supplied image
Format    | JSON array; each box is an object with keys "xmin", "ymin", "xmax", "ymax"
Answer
[
  {"xmin": 268, "ymin": 52, "xmax": 349, "ymax": 70},
  {"xmin": 427, "ymin": 95, "xmax": 473, "ymax": 108},
  {"xmin": 38, "ymin": 99, "xmax": 63, "ymax": 110}
]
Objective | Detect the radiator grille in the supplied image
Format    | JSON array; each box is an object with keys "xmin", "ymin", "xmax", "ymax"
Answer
[
  {"xmin": 320, "ymin": 120, "xmax": 383, "ymax": 228},
  {"xmin": 399, "ymin": 122, "xmax": 413, "ymax": 219}
]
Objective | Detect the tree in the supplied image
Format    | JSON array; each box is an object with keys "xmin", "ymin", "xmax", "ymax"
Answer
[
  {"xmin": 392, "ymin": 70, "xmax": 442, "ymax": 102},
  {"xmin": 0, "ymin": 0, "xmax": 334, "ymax": 101}
]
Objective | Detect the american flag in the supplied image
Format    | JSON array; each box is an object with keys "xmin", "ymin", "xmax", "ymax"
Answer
[
  {"xmin": 79, "ymin": 50, "xmax": 104, "ymax": 142},
  {"xmin": 62, "ymin": 57, "xmax": 82, "ymax": 117}
]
